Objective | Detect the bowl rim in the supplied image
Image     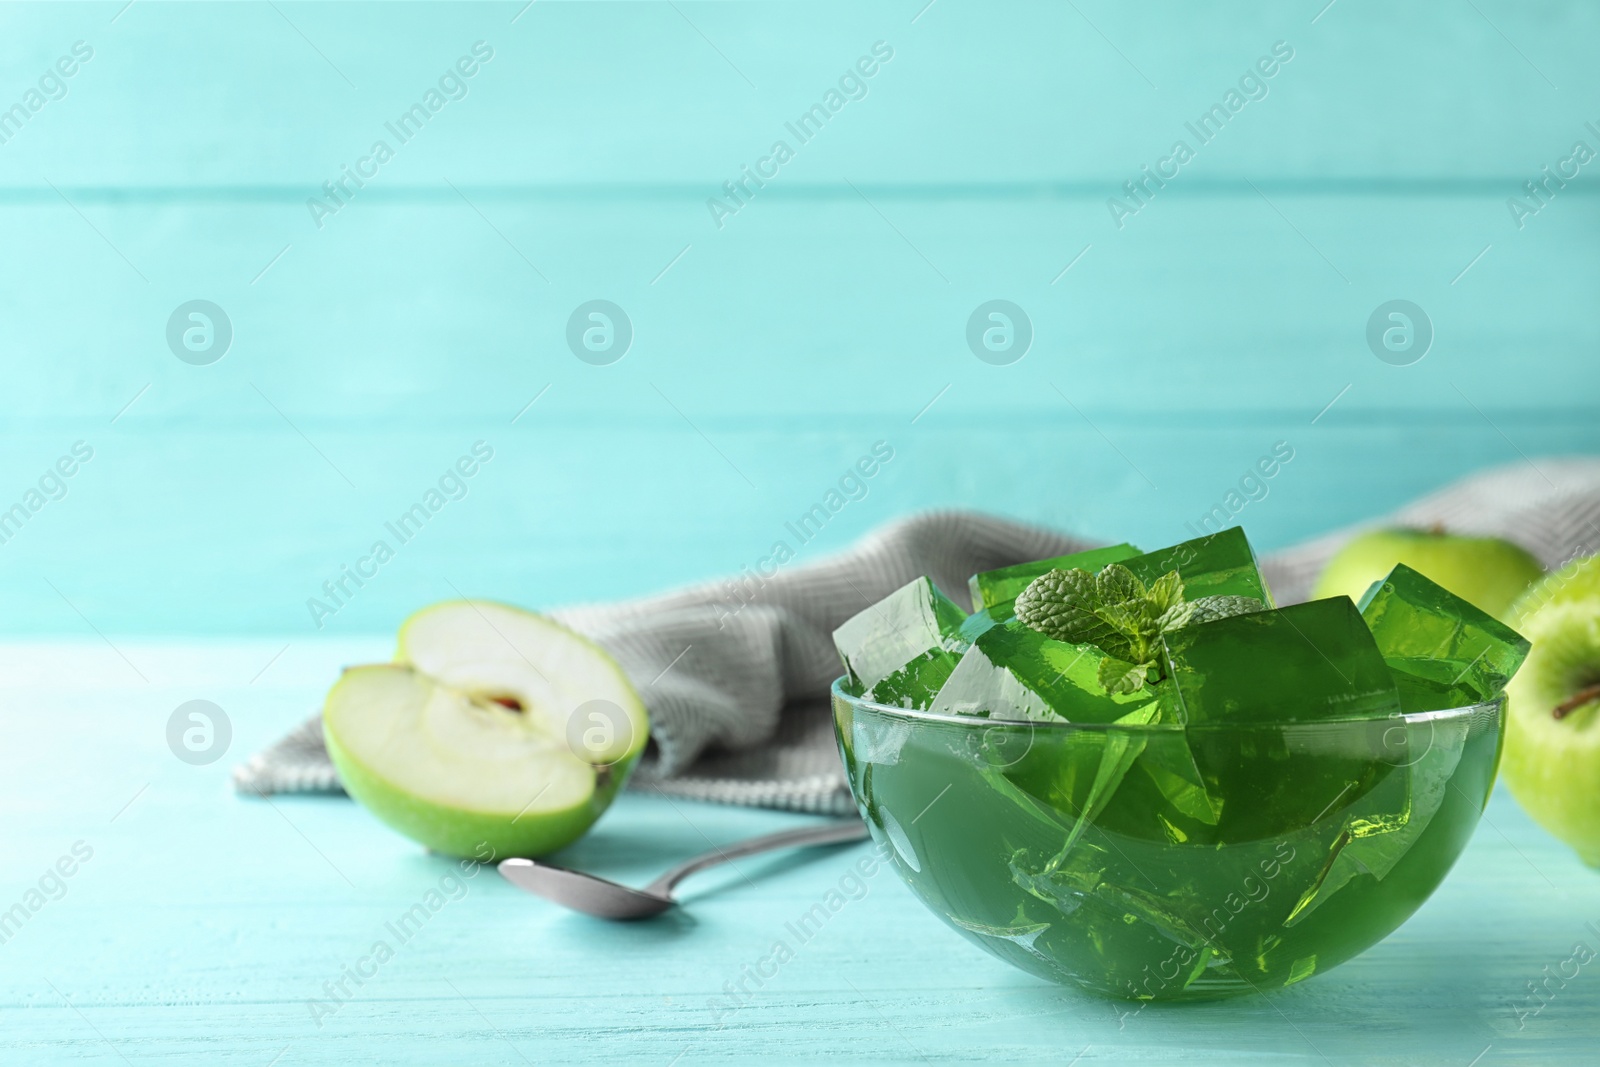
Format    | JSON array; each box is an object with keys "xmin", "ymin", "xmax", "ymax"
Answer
[{"xmin": 830, "ymin": 676, "xmax": 1502, "ymax": 733}]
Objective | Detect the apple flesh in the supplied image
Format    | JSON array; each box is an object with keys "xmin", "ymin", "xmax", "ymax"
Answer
[
  {"xmin": 1313, "ymin": 526, "xmax": 1543, "ymax": 621},
  {"xmin": 323, "ymin": 601, "xmax": 648, "ymax": 858},
  {"xmin": 1503, "ymin": 558, "xmax": 1600, "ymax": 866}
]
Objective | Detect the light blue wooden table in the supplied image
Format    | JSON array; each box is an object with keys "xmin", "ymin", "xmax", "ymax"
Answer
[
  {"xmin": 5, "ymin": 639, "xmax": 1600, "ymax": 1064},
  {"xmin": 4, "ymin": 1, "xmax": 1600, "ymax": 1062}
]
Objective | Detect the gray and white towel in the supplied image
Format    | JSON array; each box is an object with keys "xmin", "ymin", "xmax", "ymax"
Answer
[{"xmin": 235, "ymin": 458, "xmax": 1600, "ymax": 816}]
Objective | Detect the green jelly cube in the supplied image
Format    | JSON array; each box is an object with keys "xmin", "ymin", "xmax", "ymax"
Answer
[
  {"xmin": 971, "ymin": 695, "xmax": 1164, "ymax": 868},
  {"xmin": 1284, "ymin": 712, "xmax": 1473, "ymax": 926},
  {"xmin": 1386, "ymin": 659, "xmax": 1479, "ymax": 714},
  {"xmin": 1131, "ymin": 738, "xmax": 1223, "ymax": 828},
  {"xmin": 1121, "ymin": 527, "xmax": 1274, "ymax": 605},
  {"xmin": 1358, "ymin": 563, "xmax": 1530, "ymax": 704},
  {"xmin": 1162, "ymin": 598, "xmax": 1400, "ymax": 724},
  {"xmin": 968, "ymin": 543, "xmax": 1141, "ymax": 615},
  {"xmin": 833, "ymin": 576, "xmax": 968, "ymax": 708},
  {"xmin": 930, "ymin": 620, "xmax": 1160, "ymax": 725},
  {"xmin": 957, "ymin": 607, "xmax": 1007, "ymax": 645},
  {"xmin": 929, "ymin": 640, "xmax": 1061, "ymax": 723}
]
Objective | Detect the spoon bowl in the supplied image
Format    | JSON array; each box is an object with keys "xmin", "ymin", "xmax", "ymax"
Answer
[{"xmin": 498, "ymin": 859, "xmax": 676, "ymax": 919}]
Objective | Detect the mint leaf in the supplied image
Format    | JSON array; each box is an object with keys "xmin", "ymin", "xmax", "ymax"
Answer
[
  {"xmin": 1098, "ymin": 656, "xmax": 1154, "ymax": 694},
  {"xmin": 1155, "ymin": 594, "xmax": 1263, "ymax": 633},
  {"xmin": 1182, "ymin": 595, "xmax": 1266, "ymax": 626},
  {"xmin": 1094, "ymin": 599, "xmax": 1165, "ymax": 665},
  {"xmin": 1098, "ymin": 596, "xmax": 1167, "ymax": 636},
  {"xmin": 1014, "ymin": 568, "xmax": 1117, "ymax": 646},
  {"xmin": 1094, "ymin": 563, "xmax": 1146, "ymax": 606},
  {"xmin": 1016, "ymin": 561, "xmax": 1264, "ymax": 696},
  {"xmin": 1155, "ymin": 601, "xmax": 1196, "ymax": 631},
  {"xmin": 1145, "ymin": 570, "xmax": 1186, "ymax": 615}
]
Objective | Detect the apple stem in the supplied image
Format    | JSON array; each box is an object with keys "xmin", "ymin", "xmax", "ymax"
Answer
[{"xmin": 1552, "ymin": 684, "xmax": 1600, "ymax": 720}]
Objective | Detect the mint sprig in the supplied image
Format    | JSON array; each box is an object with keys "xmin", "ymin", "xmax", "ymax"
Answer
[{"xmin": 1013, "ymin": 563, "xmax": 1264, "ymax": 693}]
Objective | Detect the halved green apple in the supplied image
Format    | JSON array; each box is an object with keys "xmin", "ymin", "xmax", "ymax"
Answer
[{"xmin": 323, "ymin": 601, "xmax": 648, "ymax": 858}]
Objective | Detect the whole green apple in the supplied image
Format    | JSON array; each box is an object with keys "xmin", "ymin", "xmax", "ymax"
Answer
[
  {"xmin": 1502, "ymin": 556, "xmax": 1600, "ymax": 866},
  {"xmin": 324, "ymin": 601, "xmax": 649, "ymax": 859},
  {"xmin": 1313, "ymin": 526, "xmax": 1543, "ymax": 620}
]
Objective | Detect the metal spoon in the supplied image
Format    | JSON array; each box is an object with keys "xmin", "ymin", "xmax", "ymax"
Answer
[{"xmin": 497, "ymin": 818, "xmax": 870, "ymax": 920}]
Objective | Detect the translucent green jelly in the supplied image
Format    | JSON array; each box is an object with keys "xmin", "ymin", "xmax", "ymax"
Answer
[{"xmin": 833, "ymin": 681, "xmax": 1502, "ymax": 1000}]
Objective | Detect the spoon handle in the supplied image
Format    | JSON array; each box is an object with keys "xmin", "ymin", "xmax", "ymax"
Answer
[{"xmin": 644, "ymin": 818, "xmax": 870, "ymax": 896}]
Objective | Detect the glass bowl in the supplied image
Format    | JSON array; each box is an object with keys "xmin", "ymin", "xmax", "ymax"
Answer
[{"xmin": 831, "ymin": 678, "xmax": 1503, "ymax": 1000}]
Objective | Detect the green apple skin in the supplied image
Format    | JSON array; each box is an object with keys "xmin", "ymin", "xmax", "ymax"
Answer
[
  {"xmin": 1510, "ymin": 553, "xmax": 1600, "ymax": 621},
  {"xmin": 325, "ymin": 722, "xmax": 639, "ymax": 860},
  {"xmin": 1503, "ymin": 558, "xmax": 1600, "ymax": 866},
  {"xmin": 1313, "ymin": 528, "xmax": 1543, "ymax": 620}
]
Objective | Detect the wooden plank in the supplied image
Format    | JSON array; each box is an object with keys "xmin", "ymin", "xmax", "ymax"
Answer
[
  {"xmin": 0, "ymin": 192, "xmax": 1594, "ymax": 425},
  {"xmin": 0, "ymin": 1, "xmax": 1595, "ymax": 186},
  {"xmin": 0, "ymin": 418, "xmax": 1592, "ymax": 635}
]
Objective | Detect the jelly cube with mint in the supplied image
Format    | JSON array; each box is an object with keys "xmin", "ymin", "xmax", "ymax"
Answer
[
  {"xmin": 832, "ymin": 576, "xmax": 968, "ymax": 708},
  {"xmin": 1121, "ymin": 527, "xmax": 1274, "ymax": 605},
  {"xmin": 931, "ymin": 620, "xmax": 1161, "ymax": 724},
  {"xmin": 969, "ymin": 543, "xmax": 1142, "ymax": 615},
  {"xmin": 1162, "ymin": 598, "xmax": 1400, "ymax": 725},
  {"xmin": 1358, "ymin": 563, "xmax": 1530, "ymax": 708}
]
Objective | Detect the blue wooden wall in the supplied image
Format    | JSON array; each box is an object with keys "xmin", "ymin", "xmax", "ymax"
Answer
[{"xmin": 2, "ymin": 1, "xmax": 1596, "ymax": 634}]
